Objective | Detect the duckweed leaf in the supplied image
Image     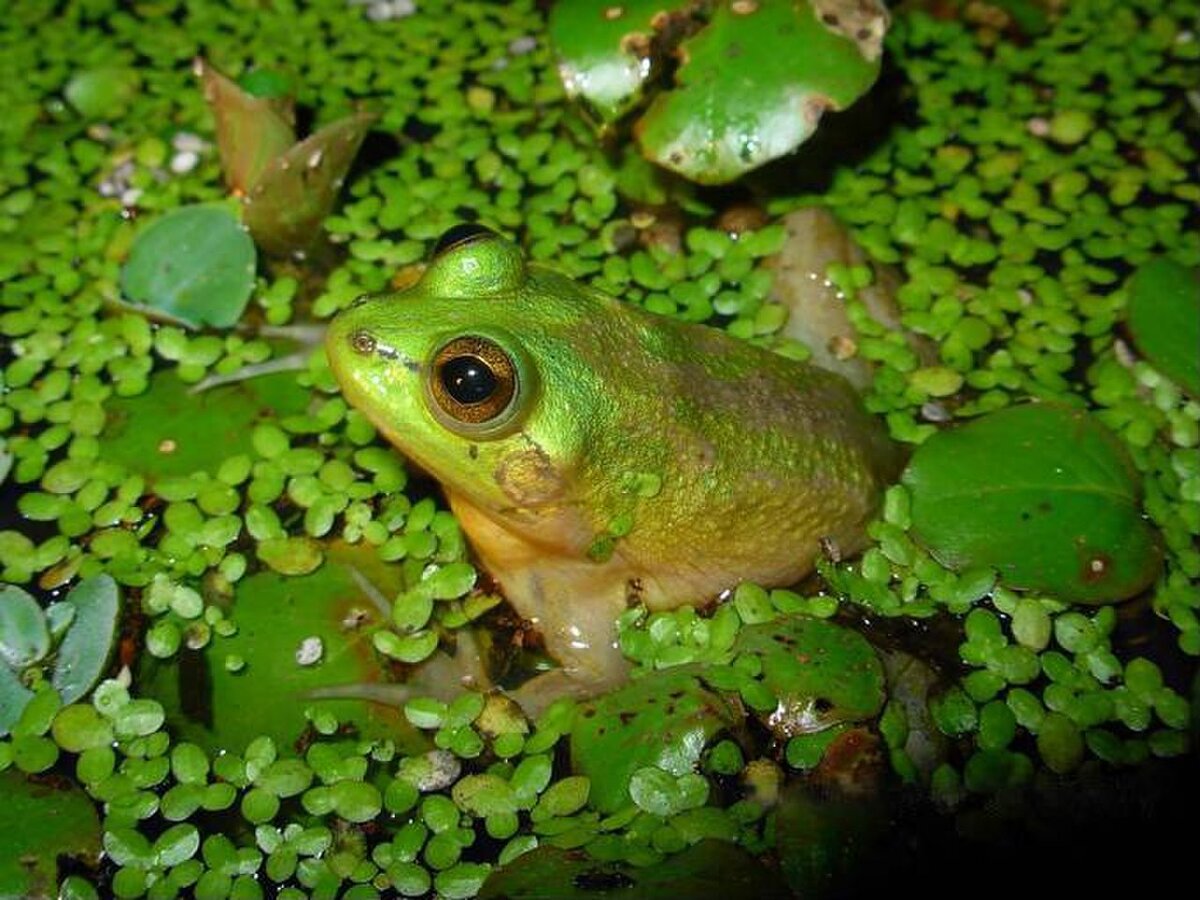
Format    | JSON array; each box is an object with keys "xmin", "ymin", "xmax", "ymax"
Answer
[
  {"xmin": 570, "ymin": 669, "xmax": 738, "ymax": 813},
  {"xmin": 120, "ymin": 204, "xmax": 257, "ymax": 329},
  {"xmin": 64, "ymin": 66, "xmax": 141, "ymax": 119},
  {"xmin": 903, "ymin": 404, "xmax": 1162, "ymax": 603},
  {"xmin": 196, "ymin": 58, "xmax": 297, "ymax": 193},
  {"xmin": 0, "ymin": 770, "xmax": 102, "ymax": 898},
  {"xmin": 242, "ymin": 110, "xmax": 377, "ymax": 257},
  {"xmin": 52, "ymin": 575, "xmax": 120, "ymax": 704},
  {"xmin": 0, "ymin": 584, "xmax": 49, "ymax": 669},
  {"xmin": 1126, "ymin": 257, "xmax": 1200, "ymax": 396}
]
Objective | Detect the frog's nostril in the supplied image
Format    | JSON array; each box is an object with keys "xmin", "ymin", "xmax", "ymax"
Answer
[
  {"xmin": 349, "ymin": 294, "xmax": 370, "ymax": 309},
  {"xmin": 349, "ymin": 329, "xmax": 377, "ymax": 356}
]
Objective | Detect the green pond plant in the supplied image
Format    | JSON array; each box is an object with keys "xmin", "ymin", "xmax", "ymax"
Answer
[
  {"xmin": 549, "ymin": 0, "xmax": 890, "ymax": 183},
  {"xmin": 0, "ymin": 0, "xmax": 1197, "ymax": 897}
]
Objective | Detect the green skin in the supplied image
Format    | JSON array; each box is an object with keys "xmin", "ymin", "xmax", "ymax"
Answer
[{"xmin": 325, "ymin": 231, "xmax": 901, "ymax": 711}]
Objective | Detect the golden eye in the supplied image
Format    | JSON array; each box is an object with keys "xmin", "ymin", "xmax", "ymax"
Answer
[{"xmin": 430, "ymin": 336, "xmax": 517, "ymax": 425}]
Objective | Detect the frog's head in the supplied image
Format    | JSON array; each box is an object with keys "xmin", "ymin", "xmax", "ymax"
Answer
[{"xmin": 325, "ymin": 224, "xmax": 606, "ymax": 541}]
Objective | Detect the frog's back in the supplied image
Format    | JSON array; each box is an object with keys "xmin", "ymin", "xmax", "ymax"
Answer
[{"xmin": 549, "ymin": 277, "xmax": 902, "ymax": 606}]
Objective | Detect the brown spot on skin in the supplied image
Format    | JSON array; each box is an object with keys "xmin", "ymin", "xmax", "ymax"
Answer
[
  {"xmin": 493, "ymin": 445, "xmax": 566, "ymax": 505},
  {"xmin": 618, "ymin": 712, "xmax": 635, "ymax": 725},
  {"xmin": 812, "ymin": 727, "xmax": 884, "ymax": 797},
  {"xmin": 468, "ymin": 444, "xmax": 479, "ymax": 460}
]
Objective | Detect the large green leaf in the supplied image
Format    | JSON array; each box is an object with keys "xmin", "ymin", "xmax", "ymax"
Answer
[
  {"xmin": 549, "ymin": 0, "xmax": 886, "ymax": 183},
  {"xmin": 0, "ymin": 770, "xmax": 101, "ymax": 898},
  {"xmin": 902, "ymin": 403, "xmax": 1161, "ymax": 603},
  {"xmin": 1126, "ymin": 257, "xmax": 1200, "ymax": 397},
  {"xmin": 100, "ymin": 370, "xmax": 311, "ymax": 483},
  {"xmin": 119, "ymin": 203, "xmax": 258, "ymax": 329},
  {"xmin": 138, "ymin": 543, "xmax": 418, "ymax": 754},
  {"xmin": 637, "ymin": 0, "xmax": 884, "ymax": 183}
]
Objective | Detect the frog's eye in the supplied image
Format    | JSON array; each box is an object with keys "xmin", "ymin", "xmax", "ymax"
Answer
[
  {"xmin": 430, "ymin": 335, "xmax": 518, "ymax": 427},
  {"xmin": 431, "ymin": 223, "xmax": 497, "ymax": 259}
]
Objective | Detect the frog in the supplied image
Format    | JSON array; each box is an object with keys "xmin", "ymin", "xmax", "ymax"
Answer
[{"xmin": 325, "ymin": 223, "xmax": 902, "ymax": 712}]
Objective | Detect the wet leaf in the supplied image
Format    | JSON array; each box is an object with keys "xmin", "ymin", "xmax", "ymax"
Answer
[
  {"xmin": 0, "ymin": 584, "xmax": 50, "ymax": 669},
  {"xmin": 1126, "ymin": 257, "xmax": 1200, "ymax": 397},
  {"xmin": 243, "ymin": 110, "xmax": 377, "ymax": 256},
  {"xmin": 52, "ymin": 575, "xmax": 120, "ymax": 704},
  {"xmin": 638, "ymin": 1, "xmax": 885, "ymax": 183},
  {"xmin": 550, "ymin": 0, "xmax": 886, "ymax": 183},
  {"xmin": 570, "ymin": 669, "xmax": 739, "ymax": 813},
  {"xmin": 903, "ymin": 403, "xmax": 1161, "ymax": 603},
  {"xmin": 731, "ymin": 615, "xmax": 886, "ymax": 737},
  {"xmin": 0, "ymin": 770, "xmax": 102, "ymax": 898},
  {"xmin": 196, "ymin": 58, "xmax": 297, "ymax": 194},
  {"xmin": 120, "ymin": 204, "xmax": 257, "ymax": 329}
]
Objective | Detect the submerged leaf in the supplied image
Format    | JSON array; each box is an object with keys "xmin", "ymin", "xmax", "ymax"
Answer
[
  {"xmin": 0, "ymin": 770, "xmax": 102, "ymax": 897},
  {"xmin": 119, "ymin": 204, "xmax": 257, "ymax": 329},
  {"xmin": 903, "ymin": 404, "xmax": 1161, "ymax": 603}
]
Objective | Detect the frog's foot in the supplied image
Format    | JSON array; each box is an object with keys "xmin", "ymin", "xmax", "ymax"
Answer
[
  {"xmin": 768, "ymin": 206, "xmax": 935, "ymax": 390},
  {"xmin": 507, "ymin": 648, "xmax": 631, "ymax": 719},
  {"xmin": 305, "ymin": 628, "xmax": 492, "ymax": 707},
  {"xmin": 188, "ymin": 325, "xmax": 326, "ymax": 394}
]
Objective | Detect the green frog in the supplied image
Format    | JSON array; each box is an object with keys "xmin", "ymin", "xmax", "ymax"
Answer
[{"xmin": 325, "ymin": 223, "xmax": 901, "ymax": 710}]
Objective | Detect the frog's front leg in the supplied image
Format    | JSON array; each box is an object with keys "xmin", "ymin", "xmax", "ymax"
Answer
[{"xmin": 504, "ymin": 565, "xmax": 634, "ymax": 717}]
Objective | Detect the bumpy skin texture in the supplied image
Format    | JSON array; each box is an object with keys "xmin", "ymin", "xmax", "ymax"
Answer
[{"xmin": 326, "ymin": 230, "xmax": 901, "ymax": 708}]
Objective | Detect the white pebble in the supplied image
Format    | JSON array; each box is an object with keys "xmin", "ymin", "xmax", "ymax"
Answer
[
  {"xmin": 169, "ymin": 150, "xmax": 199, "ymax": 174},
  {"xmin": 295, "ymin": 636, "xmax": 324, "ymax": 666}
]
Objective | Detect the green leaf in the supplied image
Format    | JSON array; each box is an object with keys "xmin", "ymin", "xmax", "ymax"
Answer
[
  {"xmin": 52, "ymin": 575, "xmax": 121, "ymax": 704},
  {"xmin": 242, "ymin": 110, "xmax": 377, "ymax": 257},
  {"xmin": 0, "ymin": 664, "xmax": 34, "ymax": 737},
  {"xmin": 64, "ymin": 67, "xmax": 141, "ymax": 119},
  {"xmin": 1126, "ymin": 257, "xmax": 1200, "ymax": 396},
  {"xmin": 569, "ymin": 669, "xmax": 737, "ymax": 813},
  {"xmin": 903, "ymin": 403, "xmax": 1162, "ymax": 603},
  {"xmin": 0, "ymin": 584, "xmax": 50, "ymax": 669},
  {"xmin": 120, "ymin": 204, "xmax": 257, "ymax": 329},
  {"xmin": 637, "ymin": 1, "xmax": 884, "ymax": 183}
]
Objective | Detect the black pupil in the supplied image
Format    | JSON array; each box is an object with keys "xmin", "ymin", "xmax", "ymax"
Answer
[
  {"xmin": 433, "ymin": 222, "xmax": 495, "ymax": 257},
  {"xmin": 441, "ymin": 355, "xmax": 496, "ymax": 405}
]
